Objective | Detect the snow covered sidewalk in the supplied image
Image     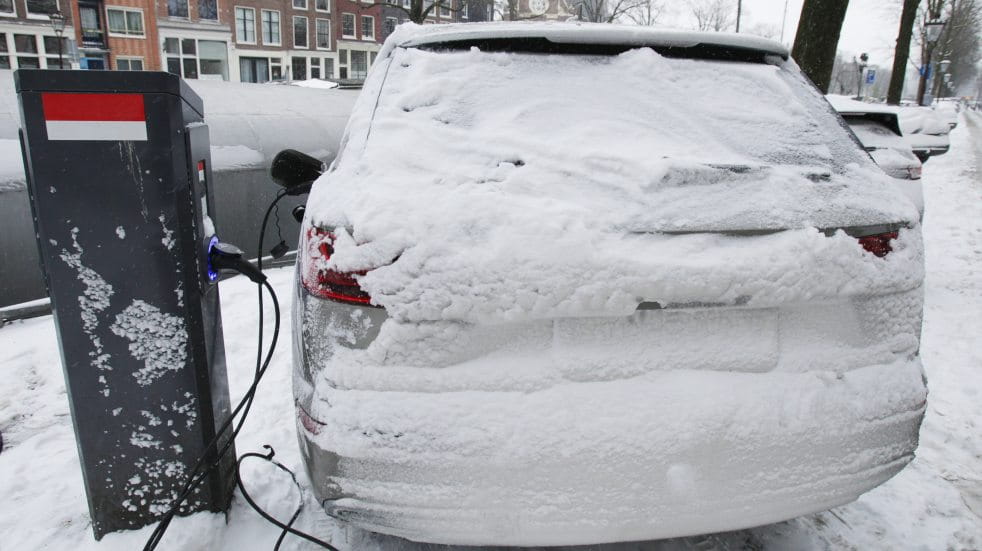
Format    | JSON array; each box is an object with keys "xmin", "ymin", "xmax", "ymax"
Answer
[{"xmin": 1, "ymin": 115, "xmax": 981, "ymax": 550}]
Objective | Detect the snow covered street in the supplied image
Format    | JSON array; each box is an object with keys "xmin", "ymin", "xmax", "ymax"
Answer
[{"xmin": 2, "ymin": 112, "xmax": 981, "ymax": 550}]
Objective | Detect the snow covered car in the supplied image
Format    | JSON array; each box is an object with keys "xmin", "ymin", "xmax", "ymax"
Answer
[
  {"xmin": 933, "ymin": 98, "xmax": 960, "ymax": 129},
  {"xmin": 292, "ymin": 23, "xmax": 927, "ymax": 546},
  {"xmin": 899, "ymin": 106, "xmax": 951, "ymax": 161},
  {"xmin": 827, "ymin": 95, "xmax": 924, "ymax": 216}
]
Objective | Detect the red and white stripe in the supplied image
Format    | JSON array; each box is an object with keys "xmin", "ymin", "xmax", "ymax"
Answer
[{"xmin": 42, "ymin": 93, "xmax": 148, "ymax": 141}]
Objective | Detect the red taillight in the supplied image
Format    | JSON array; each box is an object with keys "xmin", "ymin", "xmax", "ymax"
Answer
[
  {"xmin": 301, "ymin": 227, "xmax": 376, "ymax": 305},
  {"xmin": 297, "ymin": 405, "xmax": 323, "ymax": 435},
  {"xmin": 857, "ymin": 231, "xmax": 898, "ymax": 258}
]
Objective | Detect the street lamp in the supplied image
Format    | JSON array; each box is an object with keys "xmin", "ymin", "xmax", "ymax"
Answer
[
  {"xmin": 919, "ymin": 17, "xmax": 947, "ymax": 105},
  {"xmin": 855, "ymin": 52, "xmax": 869, "ymax": 100},
  {"xmin": 925, "ymin": 18, "xmax": 945, "ymax": 43},
  {"xmin": 48, "ymin": 11, "xmax": 66, "ymax": 69}
]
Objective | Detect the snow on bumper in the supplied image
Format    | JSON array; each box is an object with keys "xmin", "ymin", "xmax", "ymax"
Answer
[{"xmin": 298, "ymin": 355, "xmax": 926, "ymax": 546}]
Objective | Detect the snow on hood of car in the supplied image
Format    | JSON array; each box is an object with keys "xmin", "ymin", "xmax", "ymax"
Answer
[{"xmin": 305, "ymin": 27, "xmax": 922, "ymax": 323}]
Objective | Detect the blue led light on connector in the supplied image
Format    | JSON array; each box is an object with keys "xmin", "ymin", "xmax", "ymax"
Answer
[{"xmin": 206, "ymin": 235, "xmax": 220, "ymax": 281}]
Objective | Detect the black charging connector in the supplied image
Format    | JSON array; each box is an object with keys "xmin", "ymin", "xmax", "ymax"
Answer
[{"xmin": 208, "ymin": 241, "xmax": 267, "ymax": 283}]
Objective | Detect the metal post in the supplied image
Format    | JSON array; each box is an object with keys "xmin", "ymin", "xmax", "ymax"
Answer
[
  {"xmin": 736, "ymin": 0, "xmax": 741, "ymax": 33},
  {"xmin": 56, "ymin": 30, "xmax": 63, "ymax": 69}
]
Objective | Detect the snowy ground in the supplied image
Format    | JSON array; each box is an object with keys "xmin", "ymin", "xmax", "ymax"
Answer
[{"xmin": 1, "ymin": 115, "xmax": 981, "ymax": 550}]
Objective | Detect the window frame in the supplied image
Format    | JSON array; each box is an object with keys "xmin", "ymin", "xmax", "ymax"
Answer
[
  {"xmin": 383, "ymin": 16, "xmax": 397, "ymax": 36},
  {"xmin": 315, "ymin": 0, "xmax": 329, "ymax": 13},
  {"xmin": 439, "ymin": 0, "xmax": 450, "ymax": 18},
  {"xmin": 25, "ymin": 0, "xmax": 59, "ymax": 19},
  {"xmin": 106, "ymin": 7, "xmax": 146, "ymax": 38},
  {"xmin": 167, "ymin": 0, "xmax": 189, "ymax": 19},
  {"xmin": 360, "ymin": 14, "xmax": 373, "ymax": 40},
  {"xmin": 315, "ymin": 18, "xmax": 331, "ymax": 50},
  {"xmin": 0, "ymin": 0, "xmax": 15, "ymax": 17},
  {"xmin": 292, "ymin": 0, "xmax": 307, "ymax": 9},
  {"xmin": 116, "ymin": 56, "xmax": 145, "ymax": 70},
  {"xmin": 234, "ymin": 6, "xmax": 257, "ymax": 44},
  {"xmin": 198, "ymin": 0, "xmax": 219, "ymax": 21},
  {"xmin": 261, "ymin": 9, "xmax": 281, "ymax": 46},
  {"xmin": 293, "ymin": 15, "xmax": 308, "ymax": 49},
  {"xmin": 341, "ymin": 12, "xmax": 355, "ymax": 39}
]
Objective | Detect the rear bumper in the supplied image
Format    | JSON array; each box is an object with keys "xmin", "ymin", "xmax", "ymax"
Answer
[{"xmin": 296, "ymin": 356, "xmax": 926, "ymax": 546}]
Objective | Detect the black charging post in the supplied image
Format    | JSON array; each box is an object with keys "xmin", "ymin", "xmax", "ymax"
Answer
[{"xmin": 16, "ymin": 70, "xmax": 235, "ymax": 539}]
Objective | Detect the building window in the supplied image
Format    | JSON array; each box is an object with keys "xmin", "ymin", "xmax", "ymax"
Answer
[
  {"xmin": 383, "ymin": 17, "xmax": 396, "ymax": 36},
  {"xmin": 199, "ymin": 0, "xmax": 218, "ymax": 20},
  {"xmin": 168, "ymin": 0, "xmax": 188, "ymax": 18},
  {"xmin": 291, "ymin": 56, "xmax": 306, "ymax": 80},
  {"xmin": 26, "ymin": 0, "xmax": 58, "ymax": 17},
  {"xmin": 292, "ymin": 0, "xmax": 306, "ymax": 9},
  {"xmin": 271, "ymin": 57, "xmax": 282, "ymax": 79},
  {"xmin": 117, "ymin": 57, "xmax": 144, "ymax": 70},
  {"xmin": 324, "ymin": 57, "xmax": 333, "ymax": 78},
  {"xmin": 310, "ymin": 56, "xmax": 320, "ymax": 78},
  {"xmin": 235, "ymin": 7, "xmax": 256, "ymax": 44},
  {"xmin": 0, "ymin": 0, "xmax": 14, "ymax": 16},
  {"xmin": 293, "ymin": 16, "xmax": 308, "ymax": 48},
  {"xmin": 461, "ymin": 2, "xmax": 467, "ymax": 18},
  {"xmin": 0, "ymin": 34, "xmax": 9, "ymax": 69},
  {"xmin": 14, "ymin": 34, "xmax": 38, "ymax": 69},
  {"xmin": 401, "ymin": 0, "xmax": 409, "ymax": 7},
  {"xmin": 315, "ymin": 0, "xmax": 329, "ymax": 12},
  {"xmin": 350, "ymin": 50, "xmax": 367, "ymax": 79},
  {"xmin": 164, "ymin": 37, "xmax": 228, "ymax": 80},
  {"xmin": 239, "ymin": 56, "xmax": 268, "ymax": 83},
  {"xmin": 315, "ymin": 18, "xmax": 330, "ymax": 50},
  {"xmin": 360, "ymin": 15, "xmax": 374, "ymax": 40},
  {"xmin": 78, "ymin": 5, "xmax": 103, "ymax": 46},
  {"xmin": 338, "ymin": 48, "xmax": 346, "ymax": 65},
  {"xmin": 341, "ymin": 13, "xmax": 354, "ymax": 38},
  {"xmin": 261, "ymin": 10, "xmax": 280, "ymax": 45},
  {"xmin": 106, "ymin": 8, "xmax": 144, "ymax": 37},
  {"xmin": 439, "ymin": 0, "xmax": 450, "ymax": 17}
]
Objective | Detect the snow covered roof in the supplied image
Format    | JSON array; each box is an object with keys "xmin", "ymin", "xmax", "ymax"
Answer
[{"xmin": 395, "ymin": 22, "xmax": 789, "ymax": 60}]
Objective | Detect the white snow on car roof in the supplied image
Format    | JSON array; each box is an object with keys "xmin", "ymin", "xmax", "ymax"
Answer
[
  {"xmin": 826, "ymin": 95, "xmax": 900, "ymax": 116},
  {"xmin": 395, "ymin": 21, "xmax": 789, "ymax": 59}
]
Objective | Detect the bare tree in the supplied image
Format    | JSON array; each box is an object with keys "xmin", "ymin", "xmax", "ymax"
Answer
[
  {"xmin": 688, "ymin": 0, "xmax": 736, "ymax": 32},
  {"xmin": 622, "ymin": 0, "xmax": 666, "ymax": 25},
  {"xmin": 570, "ymin": 0, "xmax": 647, "ymax": 22},
  {"xmin": 887, "ymin": 0, "xmax": 921, "ymax": 104},
  {"xmin": 930, "ymin": 0, "xmax": 982, "ymax": 97},
  {"xmin": 368, "ymin": 0, "xmax": 457, "ymax": 23},
  {"xmin": 791, "ymin": 0, "xmax": 851, "ymax": 93}
]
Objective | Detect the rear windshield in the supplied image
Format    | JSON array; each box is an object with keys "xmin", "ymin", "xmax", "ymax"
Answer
[{"xmin": 363, "ymin": 46, "xmax": 869, "ymax": 174}]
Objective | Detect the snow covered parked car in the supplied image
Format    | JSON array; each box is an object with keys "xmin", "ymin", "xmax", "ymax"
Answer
[
  {"xmin": 827, "ymin": 95, "xmax": 924, "ymax": 216},
  {"xmin": 292, "ymin": 23, "xmax": 927, "ymax": 546},
  {"xmin": 899, "ymin": 106, "xmax": 952, "ymax": 161}
]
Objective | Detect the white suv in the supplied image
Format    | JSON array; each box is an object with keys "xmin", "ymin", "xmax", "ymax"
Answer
[{"xmin": 293, "ymin": 23, "xmax": 926, "ymax": 546}]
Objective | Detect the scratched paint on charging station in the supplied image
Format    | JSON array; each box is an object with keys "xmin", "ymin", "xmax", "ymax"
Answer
[{"xmin": 42, "ymin": 93, "xmax": 148, "ymax": 141}]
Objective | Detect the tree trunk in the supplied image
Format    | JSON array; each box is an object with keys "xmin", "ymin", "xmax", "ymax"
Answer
[
  {"xmin": 791, "ymin": 0, "xmax": 851, "ymax": 93},
  {"xmin": 888, "ymin": 0, "xmax": 921, "ymax": 104}
]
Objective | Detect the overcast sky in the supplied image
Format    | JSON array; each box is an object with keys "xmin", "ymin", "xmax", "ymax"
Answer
[{"xmin": 664, "ymin": 0, "xmax": 906, "ymax": 67}]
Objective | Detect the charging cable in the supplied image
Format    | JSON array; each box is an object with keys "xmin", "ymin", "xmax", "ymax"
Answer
[{"xmin": 143, "ymin": 190, "xmax": 339, "ymax": 551}]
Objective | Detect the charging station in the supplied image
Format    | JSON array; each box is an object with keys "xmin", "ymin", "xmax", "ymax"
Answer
[{"xmin": 16, "ymin": 70, "xmax": 235, "ymax": 539}]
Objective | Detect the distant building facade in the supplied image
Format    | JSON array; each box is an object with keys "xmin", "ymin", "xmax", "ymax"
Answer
[{"xmin": 1, "ymin": 0, "xmax": 493, "ymax": 81}]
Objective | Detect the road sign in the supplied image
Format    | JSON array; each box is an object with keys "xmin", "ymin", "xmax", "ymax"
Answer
[{"xmin": 866, "ymin": 69, "xmax": 876, "ymax": 84}]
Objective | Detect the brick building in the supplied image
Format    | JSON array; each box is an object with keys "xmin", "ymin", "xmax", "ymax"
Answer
[
  {"xmin": 0, "ymin": 0, "xmax": 73, "ymax": 70},
  {"xmin": 1, "ymin": 0, "xmax": 493, "ymax": 81}
]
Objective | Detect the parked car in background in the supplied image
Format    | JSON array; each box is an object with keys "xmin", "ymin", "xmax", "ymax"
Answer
[
  {"xmin": 828, "ymin": 95, "xmax": 924, "ymax": 216},
  {"xmin": 899, "ymin": 106, "xmax": 952, "ymax": 161},
  {"xmin": 294, "ymin": 23, "xmax": 926, "ymax": 546},
  {"xmin": 933, "ymin": 98, "xmax": 961, "ymax": 129}
]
